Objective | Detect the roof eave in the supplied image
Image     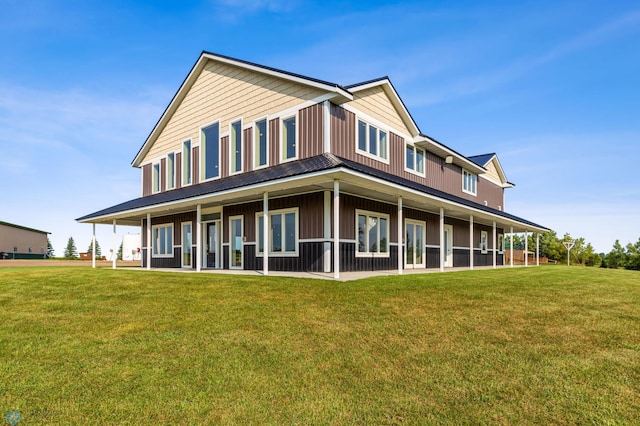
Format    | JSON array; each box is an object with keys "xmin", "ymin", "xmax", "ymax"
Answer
[{"xmin": 414, "ymin": 135, "xmax": 486, "ymax": 174}]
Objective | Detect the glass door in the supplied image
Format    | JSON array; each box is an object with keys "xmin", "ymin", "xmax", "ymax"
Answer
[
  {"xmin": 181, "ymin": 222, "xmax": 192, "ymax": 268},
  {"xmin": 444, "ymin": 224, "xmax": 453, "ymax": 267},
  {"xmin": 230, "ymin": 216, "xmax": 243, "ymax": 269},
  {"xmin": 405, "ymin": 220, "xmax": 425, "ymax": 268},
  {"xmin": 205, "ymin": 221, "xmax": 221, "ymax": 269}
]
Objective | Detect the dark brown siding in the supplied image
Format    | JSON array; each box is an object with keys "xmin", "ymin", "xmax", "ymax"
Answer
[
  {"xmin": 243, "ymin": 127, "xmax": 253, "ymax": 172},
  {"xmin": 141, "ymin": 212, "xmax": 197, "ymax": 268},
  {"xmin": 193, "ymin": 146, "xmax": 200, "ymax": 185},
  {"xmin": 339, "ymin": 194, "xmax": 398, "ymax": 243},
  {"xmin": 478, "ymin": 178, "xmax": 504, "ymax": 210},
  {"xmin": 176, "ymin": 152, "xmax": 182, "ymax": 189},
  {"xmin": 142, "ymin": 164, "xmax": 152, "ymax": 196},
  {"xmin": 160, "ymin": 158, "xmax": 166, "ymax": 192},
  {"xmin": 269, "ymin": 118, "xmax": 279, "ymax": 166},
  {"xmin": 299, "ymin": 103, "xmax": 323, "ymax": 159},
  {"xmin": 221, "ymin": 135, "xmax": 229, "ymax": 178}
]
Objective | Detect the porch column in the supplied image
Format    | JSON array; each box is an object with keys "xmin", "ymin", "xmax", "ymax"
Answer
[
  {"xmin": 140, "ymin": 219, "xmax": 144, "ymax": 268},
  {"xmin": 492, "ymin": 221, "xmax": 497, "ymax": 269},
  {"xmin": 112, "ymin": 220, "xmax": 117, "ymax": 269},
  {"xmin": 439, "ymin": 207, "xmax": 444, "ymax": 272},
  {"xmin": 333, "ymin": 180, "xmax": 340, "ymax": 279},
  {"xmin": 469, "ymin": 215, "xmax": 474, "ymax": 270},
  {"xmin": 91, "ymin": 223, "xmax": 96, "ymax": 269},
  {"xmin": 524, "ymin": 230, "xmax": 529, "ymax": 267},
  {"xmin": 323, "ymin": 191, "xmax": 331, "ymax": 273},
  {"xmin": 263, "ymin": 192, "xmax": 269, "ymax": 276},
  {"xmin": 397, "ymin": 196, "xmax": 403, "ymax": 275},
  {"xmin": 536, "ymin": 233, "xmax": 540, "ymax": 266},
  {"xmin": 510, "ymin": 226, "xmax": 514, "ymax": 268},
  {"xmin": 196, "ymin": 204, "xmax": 202, "ymax": 272},
  {"xmin": 146, "ymin": 213, "xmax": 151, "ymax": 270}
]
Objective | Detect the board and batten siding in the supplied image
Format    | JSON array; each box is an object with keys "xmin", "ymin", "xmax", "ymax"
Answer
[
  {"xmin": 142, "ymin": 59, "xmax": 326, "ymax": 163},
  {"xmin": 348, "ymin": 85, "xmax": 412, "ymax": 137},
  {"xmin": 142, "ymin": 163, "xmax": 152, "ymax": 196}
]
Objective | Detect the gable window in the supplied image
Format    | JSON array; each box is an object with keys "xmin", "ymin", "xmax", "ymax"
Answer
[
  {"xmin": 282, "ymin": 116, "xmax": 297, "ymax": 160},
  {"xmin": 256, "ymin": 208, "xmax": 298, "ymax": 256},
  {"xmin": 230, "ymin": 120, "xmax": 242, "ymax": 174},
  {"xmin": 201, "ymin": 122, "xmax": 220, "ymax": 180},
  {"xmin": 167, "ymin": 152, "xmax": 175, "ymax": 189},
  {"xmin": 152, "ymin": 163, "xmax": 160, "ymax": 193},
  {"xmin": 254, "ymin": 119, "xmax": 268, "ymax": 169},
  {"xmin": 182, "ymin": 140, "xmax": 192, "ymax": 185},
  {"xmin": 463, "ymin": 169, "xmax": 477, "ymax": 196},
  {"xmin": 152, "ymin": 224, "xmax": 173, "ymax": 257},
  {"xmin": 356, "ymin": 210, "xmax": 389, "ymax": 257},
  {"xmin": 480, "ymin": 230, "xmax": 488, "ymax": 254},
  {"xmin": 357, "ymin": 119, "xmax": 388, "ymax": 161},
  {"xmin": 405, "ymin": 143, "xmax": 425, "ymax": 174}
]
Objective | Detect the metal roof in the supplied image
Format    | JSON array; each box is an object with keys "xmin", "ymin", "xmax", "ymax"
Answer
[{"xmin": 0, "ymin": 221, "xmax": 49, "ymax": 234}]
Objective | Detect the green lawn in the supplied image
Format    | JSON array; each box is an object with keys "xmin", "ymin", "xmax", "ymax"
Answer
[{"xmin": 0, "ymin": 266, "xmax": 638, "ymax": 424}]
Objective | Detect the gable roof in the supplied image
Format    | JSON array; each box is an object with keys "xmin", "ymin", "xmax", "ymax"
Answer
[
  {"xmin": 0, "ymin": 221, "xmax": 49, "ymax": 234},
  {"xmin": 468, "ymin": 153, "xmax": 496, "ymax": 167},
  {"xmin": 468, "ymin": 153, "xmax": 514, "ymax": 187}
]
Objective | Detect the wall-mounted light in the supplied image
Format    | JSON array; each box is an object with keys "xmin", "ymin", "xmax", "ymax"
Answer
[{"xmin": 445, "ymin": 155, "xmax": 453, "ymax": 164}]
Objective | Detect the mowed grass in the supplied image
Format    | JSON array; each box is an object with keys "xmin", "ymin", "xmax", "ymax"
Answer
[{"xmin": 0, "ymin": 266, "xmax": 639, "ymax": 424}]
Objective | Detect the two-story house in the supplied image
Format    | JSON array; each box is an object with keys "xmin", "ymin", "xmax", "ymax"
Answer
[{"xmin": 77, "ymin": 51, "xmax": 547, "ymax": 278}]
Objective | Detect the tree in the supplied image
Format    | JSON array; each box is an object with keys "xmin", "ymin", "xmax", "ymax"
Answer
[
  {"xmin": 64, "ymin": 237, "xmax": 78, "ymax": 259},
  {"xmin": 604, "ymin": 240, "xmax": 626, "ymax": 269},
  {"xmin": 625, "ymin": 238, "xmax": 640, "ymax": 271},
  {"xmin": 117, "ymin": 242, "xmax": 123, "ymax": 261},
  {"xmin": 87, "ymin": 239, "xmax": 101, "ymax": 257},
  {"xmin": 46, "ymin": 236, "xmax": 54, "ymax": 258},
  {"xmin": 527, "ymin": 231, "xmax": 564, "ymax": 261}
]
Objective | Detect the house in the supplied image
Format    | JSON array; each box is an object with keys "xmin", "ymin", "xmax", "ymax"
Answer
[
  {"xmin": 77, "ymin": 51, "xmax": 548, "ymax": 277},
  {"xmin": 0, "ymin": 221, "xmax": 49, "ymax": 259}
]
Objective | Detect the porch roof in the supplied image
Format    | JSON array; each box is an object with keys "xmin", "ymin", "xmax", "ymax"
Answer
[{"xmin": 77, "ymin": 154, "xmax": 548, "ymax": 232}]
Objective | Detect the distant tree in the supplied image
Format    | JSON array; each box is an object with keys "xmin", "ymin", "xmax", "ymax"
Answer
[
  {"xmin": 64, "ymin": 237, "xmax": 78, "ymax": 259},
  {"xmin": 47, "ymin": 236, "xmax": 54, "ymax": 258},
  {"xmin": 604, "ymin": 240, "xmax": 626, "ymax": 269},
  {"xmin": 117, "ymin": 242, "xmax": 123, "ymax": 261},
  {"xmin": 87, "ymin": 239, "xmax": 101, "ymax": 257},
  {"xmin": 527, "ymin": 231, "xmax": 564, "ymax": 261},
  {"xmin": 625, "ymin": 238, "xmax": 640, "ymax": 271},
  {"xmin": 505, "ymin": 234, "xmax": 525, "ymax": 250}
]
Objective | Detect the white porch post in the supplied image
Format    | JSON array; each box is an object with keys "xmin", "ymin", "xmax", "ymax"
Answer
[
  {"xmin": 510, "ymin": 226, "xmax": 514, "ymax": 268},
  {"xmin": 92, "ymin": 223, "xmax": 96, "ymax": 269},
  {"xmin": 196, "ymin": 204, "xmax": 202, "ymax": 272},
  {"xmin": 469, "ymin": 215, "xmax": 474, "ymax": 270},
  {"xmin": 263, "ymin": 192, "xmax": 269, "ymax": 276},
  {"xmin": 492, "ymin": 221, "xmax": 497, "ymax": 269},
  {"xmin": 112, "ymin": 220, "xmax": 117, "ymax": 269},
  {"xmin": 146, "ymin": 213, "xmax": 151, "ymax": 270},
  {"xmin": 439, "ymin": 207, "xmax": 444, "ymax": 272},
  {"xmin": 524, "ymin": 230, "xmax": 529, "ymax": 267},
  {"xmin": 536, "ymin": 233, "xmax": 540, "ymax": 266},
  {"xmin": 397, "ymin": 196, "xmax": 403, "ymax": 275},
  {"xmin": 333, "ymin": 180, "xmax": 340, "ymax": 279},
  {"xmin": 323, "ymin": 191, "xmax": 331, "ymax": 273}
]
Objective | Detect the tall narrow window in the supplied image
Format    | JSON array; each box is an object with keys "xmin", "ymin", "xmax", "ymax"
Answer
[
  {"xmin": 152, "ymin": 163, "xmax": 160, "ymax": 193},
  {"xmin": 230, "ymin": 120, "xmax": 242, "ymax": 174},
  {"xmin": 463, "ymin": 169, "xmax": 477, "ymax": 195},
  {"xmin": 182, "ymin": 140, "xmax": 192, "ymax": 185},
  {"xmin": 282, "ymin": 116, "xmax": 296, "ymax": 160},
  {"xmin": 480, "ymin": 230, "xmax": 488, "ymax": 254},
  {"xmin": 167, "ymin": 153, "xmax": 175, "ymax": 189},
  {"xmin": 201, "ymin": 123, "xmax": 220, "ymax": 180},
  {"xmin": 152, "ymin": 224, "xmax": 173, "ymax": 257},
  {"xmin": 405, "ymin": 143, "xmax": 425, "ymax": 174},
  {"xmin": 254, "ymin": 119, "xmax": 267, "ymax": 168}
]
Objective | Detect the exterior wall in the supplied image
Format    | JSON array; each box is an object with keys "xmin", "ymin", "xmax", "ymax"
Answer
[
  {"xmin": 141, "ymin": 212, "xmax": 197, "ymax": 268},
  {"xmin": 0, "ymin": 224, "xmax": 48, "ymax": 258},
  {"xmin": 348, "ymin": 85, "xmax": 412, "ymax": 136},
  {"xmin": 142, "ymin": 163, "xmax": 152, "ymax": 196},
  {"xmin": 143, "ymin": 59, "xmax": 326, "ymax": 163}
]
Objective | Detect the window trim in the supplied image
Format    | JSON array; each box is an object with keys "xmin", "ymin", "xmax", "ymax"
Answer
[
  {"xmin": 200, "ymin": 120, "xmax": 221, "ymax": 182},
  {"xmin": 253, "ymin": 117, "xmax": 269, "ymax": 170},
  {"xmin": 152, "ymin": 223, "xmax": 174, "ymax": 258},
  {"xmin": 463, "ymin": 169, "xmax": 478, "ymax": 196},
  {"xmin": 280, "ymin": 114, "xmax": 298, "ymax": 163},
  {"xmin": 355, "ymin": 118, "xmax": 390, "ymax": 164},
  {"xmin": 404, "ymin": 142, "xmax": 425, "ymax": 176},
  {"xmin": 166, "ymin": 152, "xmax": 176, "ymax": 190},
  {"xmin": 152, "ymin": 162, "xmax": 160, "ymax": 194},
  {"xmin": 480, "ymin": 230, "xmax": 488, "ymax": 254},
  {"xmin": 355, "ymin": 209, "xmax": 390, "ymax": 258},
  {"xmin": 255, "ymin": 207, "xmax": 299, "ymax": 257},
  {"xmin": 229, "ymin": 118, "xmax": 243, "ymax": 175},
  {"xmin": 182, "ymin": 139, "xmax": 192, "ymax": 186}
]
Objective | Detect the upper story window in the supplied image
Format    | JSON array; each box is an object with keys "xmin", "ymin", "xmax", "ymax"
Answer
[
  {"xmin": 356, "ymin": 209, "xmax": 389, "ymax": 257},
  {"xmin": 463, "ymin": 169, "xmax": 477, "ymax": 196},
  {"xmin": 256, "ymin": 208, "xmax": 299, "ymax": 256},
  {"xmin": 182, "ymin": 140, "xmax": 192, "ymax": 186},
  {"xmin": 230, "ymin": 120, "xmax": 242, "ymax": 174},
  {"xmin": 152, "ymin": 163, "xmax": 160, "ymax": 193},
  {"xmin": 405, "ymin": 143, "xmax": 425, "ymax": 174},
  {"xmin": 281, "ymin": 116, "xmax": 297, "ymax": 161},
  {"xmin": 254, "ymin": 119, "xmax": 268, "ymax": 169},
  {"xmin": 357, "ymin": 119, "xmax": 388, "ymax": 162},
  {"xmin": 152, "ymin": 223, "xmax": 173, "ymax": 257},
  {"xmin": 201, "ymin": 122, "xmax": 220, "ymax": 180},
  {"xmin": 167, "ymin": 152, "xmax": 175, "ymax": 190}
]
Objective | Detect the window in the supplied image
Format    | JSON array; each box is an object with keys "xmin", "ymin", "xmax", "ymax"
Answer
[
  {"xmin": 498, "ymin": 234, "xmax": 504, "ymax": 254},
  {"xmin": 254, "ymin": 119, "xmax": 268, "ymax": 168},
  {"xmin": 201, "ymin": 122, "xmax": 220, "ymax": 180},
  {"xmin": 167, "ymin": 153, "xmax": 175, "ymax": 189},
  {"xmin": 256, "ymin": 208, "xmax": 298, "ymax": 256},
  {"xmin": 356, "ymin": 119, "xmax": 388, "ymax": 161},
  {"xmin": 182, "ymin": 140, "xmax": 192, "ymax": 185},
  {"xmin": 480, "ymin": 230, "xmax": 488, "ymax": 254},
  {"xmin": 230, "ymin": 120, "xmax": 242, "ymax": 174},
  {"xmin": 356, "ymin": 210, "xmax": 389, "ymax": 256},
  {"xmin": 152, "ymin": 163, "xmax": 160, "ymax": 193},
  {"xmin": 152, "ymin": 224, "xmax": 173, "ymax": 257},
  {"xmin": 405, "ymin": 143, "xmax": 425, "ymax": 174},
  {"xmin": 463, "ymin": 169, "xmax": 477, "ymax": 195},
  {"xmin": 282, "ymin": 116, "xmax": 296, "ymax": 160}
]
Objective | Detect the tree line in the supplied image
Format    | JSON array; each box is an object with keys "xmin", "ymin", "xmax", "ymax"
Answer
[{"xmin": 61, "ymin": 236, "xmax": 122, "ymax": 260}]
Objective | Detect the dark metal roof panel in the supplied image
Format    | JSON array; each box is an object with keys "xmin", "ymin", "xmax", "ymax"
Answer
[{"xmin": 468, "ymin": 153, "xmax": 496, "ymax": 167}]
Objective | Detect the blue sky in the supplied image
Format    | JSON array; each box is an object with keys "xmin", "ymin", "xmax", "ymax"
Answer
[{"xmin": 1, "ymin": 0, "xmax": 639, "ymax": 255}]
